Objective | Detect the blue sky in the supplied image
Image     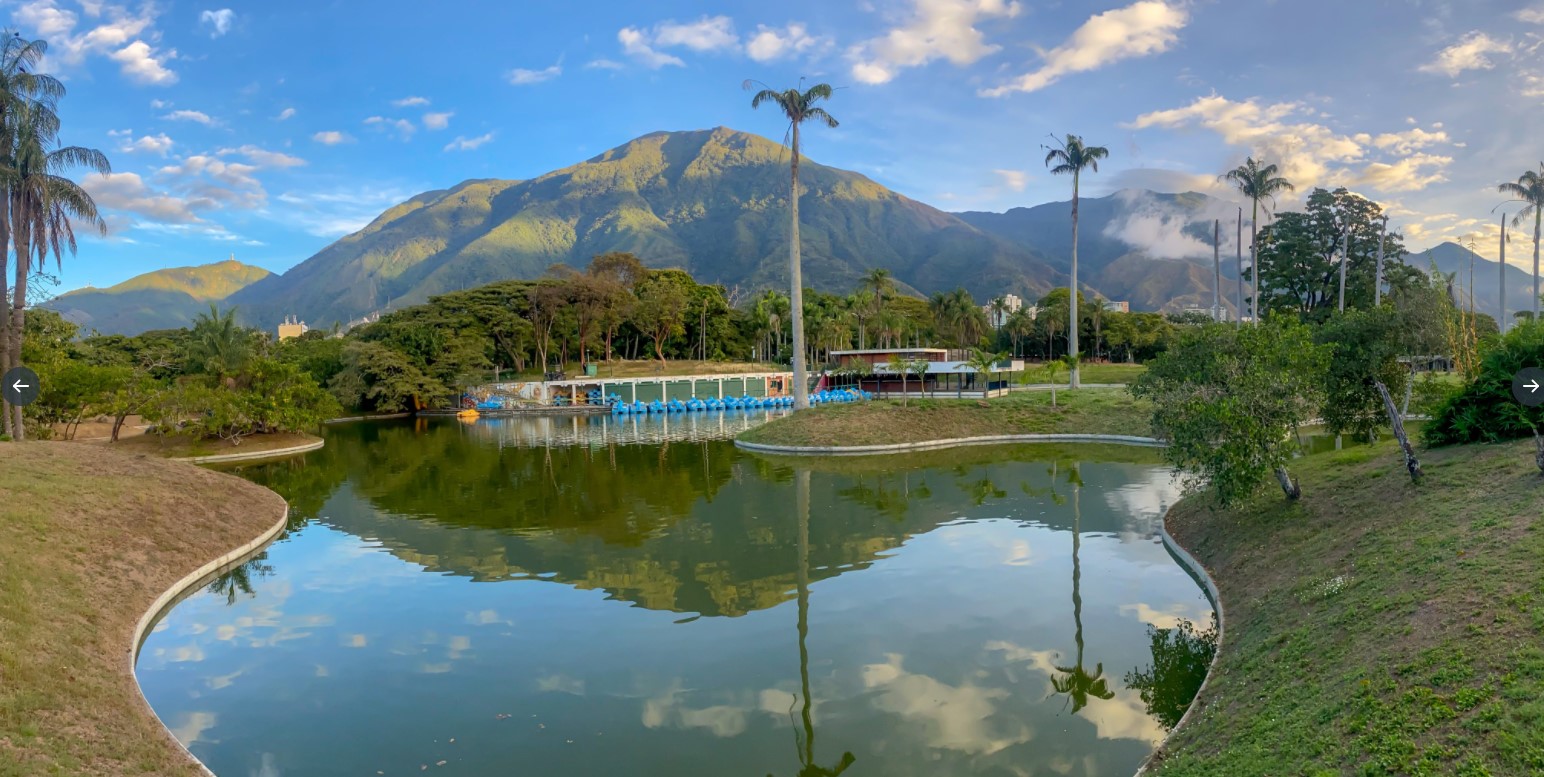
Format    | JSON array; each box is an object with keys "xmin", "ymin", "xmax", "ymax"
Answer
[{"xmin": 11, "ymin": 0, "xmax": 1544, "ymax": 293}]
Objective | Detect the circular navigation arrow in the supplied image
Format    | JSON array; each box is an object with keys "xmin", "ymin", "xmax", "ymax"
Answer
[
  {"xmin": 2, "ymin": 365, "xmax": 39, "ymax": 407},
  {"xmin": 1511, "ymin": 367, "xmax": 1544, "ymax": 408}
]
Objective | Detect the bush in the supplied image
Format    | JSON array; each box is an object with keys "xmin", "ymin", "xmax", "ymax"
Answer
[
  {"xmin": 142, "ymin": 361, "xmax": 339, "ymax": 446},
  {"xmin": 1423, "ymin": 321, "xmax": 1544, "ymax": 445}
]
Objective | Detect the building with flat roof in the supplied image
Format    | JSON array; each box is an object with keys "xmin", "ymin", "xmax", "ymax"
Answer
[
  {"xmin": 982, "ymin": 294, "xmax": 1024, "ymax": 327},
  {"xmin": 829, "ymin": 347, "xmax": 1025, "ymax": 398},
  {"xmin": 277, "ymin": 315, "xmax": 309, "ymax": 341},
  {"xmin": 1102, "ymin": 300, "xmax": 1130, "ymax": 313}
]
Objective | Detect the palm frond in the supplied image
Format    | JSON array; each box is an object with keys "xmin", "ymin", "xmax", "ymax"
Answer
[{"xmin": 804, "ymin": 106, "xmax": 838, "ymax": 128}]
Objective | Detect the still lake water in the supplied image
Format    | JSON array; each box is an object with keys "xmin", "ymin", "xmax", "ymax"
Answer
[{"xmin": 136, "ymin": 411, "xmax": 1217, "ymax": 777}]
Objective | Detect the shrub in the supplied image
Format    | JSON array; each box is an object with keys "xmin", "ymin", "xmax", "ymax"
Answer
[{"xmin": 1423, "ymin": 321, "xmax": 1544, "ymax": 445}]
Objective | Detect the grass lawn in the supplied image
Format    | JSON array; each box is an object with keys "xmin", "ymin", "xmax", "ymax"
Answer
[
  {"xmin": 0, "ymin": 443, "xmax": 288, "ymax": 776},
  {"xmin": 1016, "ymin": 362, "xmax": 1147, "ymax": 385},
  {"xmin": 1154, "ymin": 438, "xmax": 1544, "ymax": 776},
  {"xmin": 107, "ymin": 431, "xmax": 321, "ymax": 459},
  {"xmin": 737, "ymin": 388, "xmax": 1150, "ymax": 448}
]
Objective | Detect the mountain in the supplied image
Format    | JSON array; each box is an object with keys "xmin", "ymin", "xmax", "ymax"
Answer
[
  {"xmin": 1412, "ymin": 240, "xmax": 1542, "ymax": 323},
  {"xmin": 229, "ymin": 127, "xmax": 1063, "ymax": 329},
  {"xmin": 47, "ymin": 258, "xmax": 271, "ymax": 335},
  {"xmin": 957, "ymin": 189, "xmax": 1247, "ymax": 312}
]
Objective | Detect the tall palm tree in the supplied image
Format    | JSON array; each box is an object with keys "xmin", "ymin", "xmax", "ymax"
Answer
[
  {"xmin": 1045, "ymin": 135, "xmax": 1109, "ymax": 389},
  {"xmin": 1222, "ymin": 157, "xmax": 1295, "ymax": 327},
  {"xmin": 5, "ymin": 99, "xmax": 109, "ymax": 438},
  {"xmin": 1050, "ymin": 464, "xmax": 1115, "ymax": 713},
  {"xmin": 1499, "ymin": 164, "xmax": 1544, "ymax": 320},
  {"xmin": 0, "ymin": 34, "xmax": 66, "ymax": 439},
  {"xmin": 748, "ymin": 81, "xmax": 839, "ymax": 410}
]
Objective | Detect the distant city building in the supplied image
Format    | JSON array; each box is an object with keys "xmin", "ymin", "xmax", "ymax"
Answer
[
  {"xmin": 1184, "ymin": 305, "xmax": 1232, "ymax": 322},
  {"xmin": 1103, "ymin": 300, "xmax": 1130, "ymax": 313},
  {"xmin": 277, "ymin": 315, "xmax": 309, "ymax": 341},
  {"xmin": 982, "ymin": 293, "xmax": 1024, "ymax": 327}
]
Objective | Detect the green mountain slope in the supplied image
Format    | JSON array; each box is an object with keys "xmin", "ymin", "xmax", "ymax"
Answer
[
  {"xmin": 48, "ymin": 258, "xmax": 271, "ymax": 335},
  {"xmin": 1413, "ymin": 240, "xmax": 1542, "ymax": 323},
  {"xmin": 230, "ymin": 127, "xmax": 1063, "ymax": 328}
]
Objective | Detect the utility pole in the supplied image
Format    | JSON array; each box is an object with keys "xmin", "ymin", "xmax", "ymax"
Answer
[
  {"xmin": 1500, "ymin": 215, "xmax": 1508, "ymax": 334},
  {"xmin": 1338, "ymin": 225, "xmax": 1349, "ymax": 313},
  {"xmin": 1375, "ymin": 215, "xmax": 1386, "ymax": 307},
  {"xmin": 1236, "ymin": 207, "xmax": 1244, "ymax": 328},
  {"xmin": 1213, "ymin": 219, "xmax": 1222, "ymax": 322}
]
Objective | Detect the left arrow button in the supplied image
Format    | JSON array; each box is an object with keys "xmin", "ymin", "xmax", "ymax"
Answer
[{"xmin": 1, "ymin": 365, "xmax": 39, "ymax": 407}]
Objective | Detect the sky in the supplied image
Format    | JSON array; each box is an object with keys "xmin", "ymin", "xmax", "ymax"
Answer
[{"xmin": 9, "ymin": 0, "xmax": 1544, "ymax": 293}]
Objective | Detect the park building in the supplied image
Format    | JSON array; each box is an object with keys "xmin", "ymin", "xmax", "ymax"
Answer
[
  {"xmin": 829, "ymin": 347, "xmax": 1025, "ymax": 399},
  {"xmin": 1102, "ymin": 300, "xmax": 1130, "ymax": 313},
  {"xmin": 277, "ymin": 315, "xmax": 309, "ymax": 341}
]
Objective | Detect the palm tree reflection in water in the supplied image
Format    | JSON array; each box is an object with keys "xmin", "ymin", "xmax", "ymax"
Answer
[
  {"xmin": 768, "ymin": 469, "xmax": 857, "ymax": 777},
  {"xmin": 1049, "ymin": 463, "xmax": 1115, "ymax": 714}
]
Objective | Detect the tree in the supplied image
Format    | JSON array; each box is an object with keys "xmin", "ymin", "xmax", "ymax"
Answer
[
  {"xmin": 1131, "ymin": 319, "xmax": 1328, "ymax": 503},
  {"xmin": 885, "ymin": 352, "xmax": 910, "ymax": 404},
  {"xmin": 964, "ymin": 348, "xmax": 1006, "ymax": 395},
  {"xmin": 3, "ymin": 90, "xmax": 110, "ymax": 439},
  {"xmin": 331, "ymin": 340, "xmax": 448, "ymax": 412},
  {"xmin": 1045, "ymin": 134, "xmax": 1108, "ymax": 390},
  {"xmin": 1499, "ymin": 164, "xmax": 1544, "ymax": 321},
  {"xmin": 1256, "ymin": 189, "xmax": 1417, "ymax": 319},
  {"xmin": 187, "ymin": 304, "xmax": 255, "ymax": 382},
  {"xmin": 0, "ymin": 34, "xmax": 68, "ymax": 440},
  {"xmin": 36, "ymin": 362, "xmax": 127, "ymax": 440},
  {"xmin": 1316, "ymin": 308, "xmax": 1423, "ymax": 482},
  {"xmin": 1041, "ymin": 358, "xmax": 1064, "ymax": 407},
  {"xmin": 632, "ymin": 272, "xmax": 689, "ymax": 366},
  {"xmin": 1424, "ymin": 320, "xmax": 1544, "ymax": 446},
  {"xmin": 1222, "ymin": 157, "xmax": 1295, "ymax": 326},
  {"xmin": 747, "ymin": 81, "xmax": 839, "ymax": 410}
]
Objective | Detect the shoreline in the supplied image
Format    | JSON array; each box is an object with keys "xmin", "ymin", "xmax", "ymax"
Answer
[
  {"xmin": 736, "ymin": 432, "xmax": 1163, "ymax": 455},
  {"xmin": 174, "ymin": 436, "xmax": 324, "ymax": 464}
]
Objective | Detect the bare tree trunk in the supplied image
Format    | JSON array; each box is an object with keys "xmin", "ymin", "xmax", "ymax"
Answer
[
  {"xmin": 1236, "ymin": 207, "xmax": 1244, "ymax": 329},
  {"xmin": 1274, "ymin": 466, "xmax": 1301, "ymax": 500},
  {"xmin": 1533, "ymin": 427, "xmax": 1544, "ymax": 476},
  {"xmin": 1376, "ymin": 380, "xmax": 1423, "ymax": 483},
  {"xmin": 1251, "ymin": 200, "xmax": 1260, "ymax": 326},
  {"xmin": 1213, "ymin": 219, "xmax": 1221, "ymax": 322},
  {"xmin": 789, "ymin": 123, "xmax": 810, "ymax": 410},
  {"xmin": 10, "ymin": 217, "xmax": 30, "ymax": 441}
]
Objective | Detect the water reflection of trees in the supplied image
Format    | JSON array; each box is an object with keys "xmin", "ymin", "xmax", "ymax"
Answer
[
  {"xmin": 1123, "ymin": 615, "xmax": 1219, "ymax": 729},
  {"xmin": 205, "ymin": 553, "xmax": 274, "ymax": 606},
  {"xmin": 1049, "ymin": 464, "xmax": 1116, "ymax": 714}
]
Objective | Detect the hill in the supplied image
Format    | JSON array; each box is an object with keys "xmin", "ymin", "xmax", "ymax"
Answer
[
  {"xmin": 1408, "ymin": 240, "xmax": 1541, "ymax": 323},
  {"xmin": 47, "ymin": 258, "xmax": 271, "ymax": 335},
  {"xmin": 229, "ymin": 127, "xmax": 1064, "ymax": 329}
]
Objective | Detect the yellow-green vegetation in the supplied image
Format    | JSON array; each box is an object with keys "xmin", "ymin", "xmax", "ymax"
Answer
[
  {"xmin": 0, "ymin": 443, "xmax": 288, "ymax": 776},
  {"xmin": 737, "ymin": 388, "xmax": 1150, "ymax": 448},
  {"xmin": 1019, "ymin": 362, "xmax": 1147, "ymax": 384},
  {"xmin": 1154, "ymin": 438, "xmax": 1544, "ymax": 775},
  {"xmin": 109, "ymin": 430, "xmax": 321, "ymax": 459},
  {"xmin": 45, "ymin": 259, "xmax": 272, "ymax": 336}
]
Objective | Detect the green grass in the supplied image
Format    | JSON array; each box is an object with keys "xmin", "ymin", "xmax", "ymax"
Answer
[
  {"xmin": 737, "ymin": 388, "xmax": 1150, "ymax": 448},
  {"xmin": 1015, "ymin": 362, "xmax": 1147, "ymax": 385},
  {"xmin": 0, "ymin": 443, "xmax": 287, "ymax": 776},
  {"xmin": 1154, "ymin": 438, "xmax": 1544, "ymax": 776},
  {"xmin": 109, "ymin": 430, "xmax": 321, "ymax": 459}
]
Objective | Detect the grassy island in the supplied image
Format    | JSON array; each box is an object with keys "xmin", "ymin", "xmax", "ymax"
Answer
[
  {"xmin": 0, "ymin": 443, "xmax": 288, "ymax": 776},
  {"xmin": 1154, "ymin": 438, "xmax": 1544, "ymax": 776},
  {"xmin": 736, "ymin": 388, "xmax": 1152, "ymax": 449}
]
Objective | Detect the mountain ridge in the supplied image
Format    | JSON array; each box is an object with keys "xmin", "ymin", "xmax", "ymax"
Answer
[{"xmin": 47, "ymin": 259, "xmax": 272, "ymax": 335}]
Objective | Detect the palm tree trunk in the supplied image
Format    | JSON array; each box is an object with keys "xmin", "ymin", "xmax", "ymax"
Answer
[
  {"xmin": 1069, "ymin": 172, "xmax": 1081, "ymax": 389},
  {"xmin": 1534, "ymin": 210, "xmax": 1541, "ymax": 321},
  {"xmin": 795, "ymin": 467, "xmax": 815, "ymax": 767},
  {"xmin": 1250, "ymin": 200, "xmax": 1260, "ymax": 326},
  {"xmin": 10, "ymin": 202, "xmax": 29, "ymax": 440},
  {"xmin": 1236, "ymin": 207, "xmax": 1244, "ymax": 329},
  {"xmin": 788, "ymin": 123, "xmax": 811, "ymax": 410}
]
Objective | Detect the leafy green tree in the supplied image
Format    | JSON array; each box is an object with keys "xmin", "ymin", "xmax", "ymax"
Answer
[
  {"xmin": 331, "ymin": 340, "xmax": 450, "ymax": 413},
  {"xmin": 1424, "ymin": 320, "xmax": 1544, "ymax": 446},
  {"xmin": 632, "ymin": 272, "xmax": 690, "ymax": 366},
  {"xmin": 748, "ymin": 81, "xmax": 839, "ymax": 410},
  {"xmin": 1045, "ymin": 134, "xmax": 1109, "ymax": 389},
  {"xmin": 1132, "ymin": 319, "xmax": 1328, "ymax": 503},
  {"xmin": 187, "ymin": 304, "xmax": 256, "ymax": 382},
  {"xmin": 243, "ymin": 358, "xmax": 341, "ymax": 434},
  {"xmin": 1499, "ymin": 164, "xmax": 1544, "ymax": 320},
  {"xmin": 1222, "ymin": 157, "xmax": 1295, "ymax": 325},
  {"xmin": 1316, "ymin": 307, "xmax": 1424, "ymax": 481},
  {"xmin": 1255, "ymin": 188, "xmax": 1418, "ymax": 319},
  {"xmin": 36, "ymin": 362, "xmax": 128, "ymax": 440},
  {"xmin": 104, "ymin": 369, "xmax": 161, "ymax": 442}
]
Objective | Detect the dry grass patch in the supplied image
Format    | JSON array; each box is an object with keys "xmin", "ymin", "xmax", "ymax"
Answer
[{"xmin": 0, "ymin": 443, "xmax": 288, "ymax": 776}]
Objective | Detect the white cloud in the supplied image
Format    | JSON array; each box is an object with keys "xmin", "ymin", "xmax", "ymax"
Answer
[
  {"xmin": 745, "ymin": 22, "xmax": 829, "ymax": 62},
  {"xmin": 422, "ymin": 112, "xmax": 452, "ymax": 130},
  {"xmin": 162, "ymin": 109, "xmax": 214, "ymax": 125},
  {"xmin": 847, "ymin": 0, "xmax": 1021, "ymax": 85},
  {"xmin": 391, "ymin": 96, "xmax": 430, "ymax": 107},
  {"xmin": 14, "ymin": 0, "xmax": 178, "ymax": 85},
  {"xmin": 217, "ymin": 145, "xmax": 305, "ymax": 168},
  {"xmin": 981, "ymin": 0, "xmax": 1188, "ymax": 96},
  {"xmin": 992, "ymin": 168, "xmax": 1027, "ymax": 192},
  {"xmin": 275, "ymin": 107, "xmax": 296, "ymax": 121},
  {"xmin": 312, "ymin": 130, "xmax": 354, "ymax": 145},
  {"xmin": 198, "ymin": 8, "xmax": 233, "ymax": 38},
  {"xmin": 276, "ymin": 185, "xmax": 420, "ymax": 237},
  {"xmin": 618, "ymin": 27, "xmax": 685, "ymax": 68},
  {"xmin": 585, "ymin": 58, "xmax": 625, "ymax": 70},
  {"xmin": 83, "ymin": 172, "xmax": 202, "ymax": 223},
  {"xmin": 653, "ymin": 15, "xmax": 738, "ymax": 51},
  {"xmin": 1519, "ymin": 4, "xmax": 1544, "ymax": 24},
  {"xmin": 364, "ymin": 116, "xmax": 415, "ymax": 139},
  {"xmin": 507, "ymin": 64, "xmax": 561, "ymax": 85},
  {"xmin": 1418, "ymin": 31, "xmax": 1512, "ymax": 77},
  {"xmin": 1126, "ymin": 94, "xmax": 1457, "ymax": 196},
  {"xmin": 444, "ymin": 133, "xmax": 495, "ymax": 152},
  {"xmin": 120, "ymin": 132, "xmax": 173, "ymax": 155},
  {"xmin": 150, "ymin": 98, "xmax": 171, "ymax": 109},
  {"xmin": 156, "ymin": 154, "xmax": 265, "ymax": 209}
]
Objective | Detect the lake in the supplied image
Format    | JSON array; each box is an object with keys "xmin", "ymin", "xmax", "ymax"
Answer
[{"xmin": 136, "ymin": 411, "xmax": 1217, "ymax": 777}]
